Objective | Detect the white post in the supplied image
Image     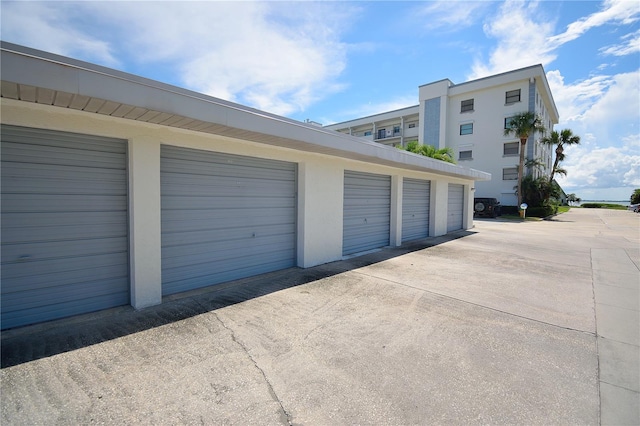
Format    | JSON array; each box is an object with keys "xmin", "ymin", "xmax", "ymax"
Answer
[{"xmin": 128, "ymin": 138, "xmax": 163, "ymax": 309}]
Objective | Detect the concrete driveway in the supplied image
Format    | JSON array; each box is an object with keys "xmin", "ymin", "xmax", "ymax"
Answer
[{"xmin": 2, "ymin": 208, "xmax": 638, "ymax": 425}]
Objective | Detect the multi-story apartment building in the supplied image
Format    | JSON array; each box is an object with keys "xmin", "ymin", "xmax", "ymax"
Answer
[{"xmin": 325, "ymin": 65, "xmax": 559, "ymax": 206}]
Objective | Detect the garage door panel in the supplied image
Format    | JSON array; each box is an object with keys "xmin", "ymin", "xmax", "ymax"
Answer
[
  {"xmin": 161, "ymin": 151, "xmax": 294, "ymax": 178},
  {"xmin": 1, "ymin": 237, "xmax": 127, "ymax": 264},
  {"xmin": 1, "ymin": 141, "xmax": 126, "ymax": 169},
  {"xmin": 163, "ymin": 235, "xmax": 295, "ymax": 268},
  {"xmin": 2, "ymin": 212, "xmax": 128, "ymax": 243},
  {"xmin": 1, "ymin": 125, "xmax": 129, "ymax": 329},
  {"xmin": 161, "ymin": 208, "xmax": 293, "ymax": 231},
  {"xmin": 1, "ymin": 292, "xmax": 130, "ymax": 328},
  {"xmin": 1, "ymin": 194, "xmax": 127, "ymax": 213},
  {"xmin": 447, "ymin": 184, "xmax": 464, "ymax": 232},
  {"xmin": 161, "ymin": 163, "xmax": 295, "ymax": 183},
  {"xmin": 163, "ymin": 250, "xmax": 294, "ymax": 294},
  {"xmin": 343, "ymin": 216, "xmax": 390, "ymax": 228},
  {"xmin": 3, "ymin": 162, "xmax": 126, "ymax": 193},
  {"xmin": 2, "ymin": 277, "xmax": 129, "ymax": 312},
  {"xmin": 162, "ymin": 195, "xmax": 295, "ymax": 211},
  {"xmin": 343, "ymin": 171, "xmax": 390, "ymax": 256},
  {"xmin": 161, "ymin": 180, "xmax": 295, "ymax": 198},
  {"xmin": 402, "ymin": 178, "xmax": 430, "ymax": 242},
  {"xmin": 4, "ymin": 175, "xmax": 126, "ymax": 196},
  {"xmin": 343, "ymin": 198, "xmax": 392, "ymax": 208},
  {"xmin": 161, "ymin": 146, "xmax": 296, "ymax": 295},
  {"xmin": 2, "ymin": 252, "xmax": 128, "ymax": 280},
  {"xmin": 162, "ymin": 223, "xmax": 295, "ymax": 247},
  {"xmin": 163, "ymin": 244, "xmax": 294, "ymax": 278},
  {"xmin": 2, "ymin": 128, "xmax": 127, "ymax": 153},
  {"xmin": 2, "ymin": 263, "xmax": 128, "ymax": 295}
]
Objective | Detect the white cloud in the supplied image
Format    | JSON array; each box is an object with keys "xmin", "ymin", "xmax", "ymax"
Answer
[
  {"xmin": 468, "ymin": 1, "xmax": 557, "ymax": 79},
  {"xmin": 550, "ymin": 70, "xmax": 640, "ymax": 197},
  {"xmin": 0, "ymin": 1, "xmax": 119, "ymax": 66},
  {"xmin": 547, "ymin": 0, "xmax": 640, "ymax": 48},
  {"xmin": 469, "ymin": 0, "xmax": 640, "ymax": 79},
  {"xmin": 599, "ymin": 29, "xmax": 640, "ymax": 56},
  {"xmin": 416, "ymin": 1, "xmax": 490, "ymax": 31},
  {"xmin": 556, "ymin": 145, "xmax": 640, "ymax": 189},
  {"xmin": 1, "ymin": 1, "xmax": 356, "ymax": 116},
  {"xmin": 546, "ymin": 70, "xmax": 617, "ymax": 124}
]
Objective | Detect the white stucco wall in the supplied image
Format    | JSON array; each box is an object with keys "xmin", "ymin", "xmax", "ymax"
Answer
[
  {"xmin": 297, "ymin": 159, "xmax": 344, "ymax": 267},
  {"xmin": 446, "ymin": 80, "xmax": 531, "ymax": 205},
  {"xmin": 2, "ymin": 98, "xmax": 477, "ymax": 309},
  {"xmin": 128, "ymin": 137, "xmax": 162, "ymax": 308}
]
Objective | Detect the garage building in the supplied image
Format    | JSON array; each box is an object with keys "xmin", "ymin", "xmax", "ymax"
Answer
[{"xmin": 0, "ymin": 42, "xmax": 490, "ymax": 329}]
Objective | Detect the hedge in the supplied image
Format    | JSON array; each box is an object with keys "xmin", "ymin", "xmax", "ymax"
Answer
[{"xmin": 525, "ymin": 205, "xmax": 557, "ymax": 218}]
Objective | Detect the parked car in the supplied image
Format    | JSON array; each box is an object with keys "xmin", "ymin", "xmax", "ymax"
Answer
[
  {"xmin": 474, "ymin": 197, "xmax": 501, "ymax": 218},
  {"xmin": 628, "ymin": 204, "xmax": 639, "ymax": 213}
]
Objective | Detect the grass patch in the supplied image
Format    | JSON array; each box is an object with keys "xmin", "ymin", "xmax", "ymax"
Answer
[{"xmin": 557, "ymin": 206, "xmax": 571, "ymax": 214}]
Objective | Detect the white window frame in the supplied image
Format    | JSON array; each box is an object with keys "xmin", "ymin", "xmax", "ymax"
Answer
[
  {"xmin": 503, "ymin": 142, "xmax": 519, "ymax": 156},
  {"xmin": 503, "ymin": 167, "xmax": 518, "ymax": 180}
]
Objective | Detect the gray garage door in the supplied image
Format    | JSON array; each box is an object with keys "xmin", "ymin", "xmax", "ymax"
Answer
[
  {"xmin": 447, "ymin": 183, "xmax": 465, "ymax": 232},
  {"xmin": 161, "ymin": 146, "xmax": 297, "ymax": 295},
  {"xmin": 343, "ymin": 171, "xmax": 391, "ymax": 256},
  {"xmin": 402, "ymin": 178, "xmax": 431, "ymax": 242},
  {"xmin": 1, "ymin": 125, "xmax": 129, "ymax": 330}
]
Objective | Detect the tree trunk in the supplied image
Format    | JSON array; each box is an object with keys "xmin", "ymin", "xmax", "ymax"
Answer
[
  {"xmin": 517, "ymin": 137, "xmax": 527, "ymax": 206},
  {"xmin": 549, "ymin": 145, "xmax": 564, "ymax": 184}
]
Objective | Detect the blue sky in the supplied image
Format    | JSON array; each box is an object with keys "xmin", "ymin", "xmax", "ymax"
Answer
[{"xmin": 2, "ymin": 0, "xmax": 639, "ymax": 201}]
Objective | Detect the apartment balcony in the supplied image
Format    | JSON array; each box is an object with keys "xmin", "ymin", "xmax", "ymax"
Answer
[{"xmin": 375, "ymin": 129, "xmax": 402, "ymax": 141}]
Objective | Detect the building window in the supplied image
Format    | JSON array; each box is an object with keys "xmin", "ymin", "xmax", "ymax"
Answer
[
  {"xmin": 377, "ymin": 129, "xmax": 386, "ymax": 139},
  {"xmin": 503, "ymin": 142, "xmax": 519, "ymax": 156},
  {"xmin": 460, "ymin": 123, "xmax": 473, "ymax": 135},
  {"xmin": 461, "ymin": 99, "xmax": 474, "ymax": 112},
  {"xmin": 504, "ymin": 116, "xmax": 515, "ymax": 129},
  {"xmin": 506, "ymin": 89, "xmax": 521, "ymax": 104},
  {"xmin": 459, "ymin": 150, "xmax": 472, "ymax": 160},
  {"xmin": 393, "ymin": 125, "xmax": 401, "ymax": 135},
  {"xmin": 503, "ymin": 167, "xmax": 518, "ymax": 180},
  {"xmin": 364, "ymin": 131, "xmax": 372, "ymax": 136},
  {"xmin": 408, "ymin": 123, "xmax": 416, "ymax": 128}
]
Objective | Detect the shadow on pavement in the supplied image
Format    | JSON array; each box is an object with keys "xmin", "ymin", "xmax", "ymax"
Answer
[{"xmin": 1, "ymin": 231, "xmax": 475, "ymax": 368}]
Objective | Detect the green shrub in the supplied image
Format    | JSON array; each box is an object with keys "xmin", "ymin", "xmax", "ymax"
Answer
[
  {"xmin": 526, "ymin": 205, "xmax": 557, "ymax": 218},
  {"xmin": 500, "ymin": 205, "xmax": 519, "ymax": 215}
]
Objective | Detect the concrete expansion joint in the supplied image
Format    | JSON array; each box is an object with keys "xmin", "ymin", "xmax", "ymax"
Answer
[
  {"xmin": 211, "ymin": 311, "xmax": 294, "ymax": 426},
  {"xmin": 600, "ymin": 379, "xmax": 640, "ymax": 394},
  {"xmin": 353, "ymin": 270, "xmax": 597, "ymax": 336}
]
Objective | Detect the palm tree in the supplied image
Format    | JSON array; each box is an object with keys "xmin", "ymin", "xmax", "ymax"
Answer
[
  {"xmin": 541, "ymin": 129, "xmax": 581, "ymax": 184},
  {"xmin": 401, "ymin": 141, "xmax": 456, "ymax": 164},
  {"xmin": 525, "ymin": 157, "xmax": 546, "ymax": 174},
  {"xmin": 503, "ymin": 112, "xmax": 546, "ymax": 206}
]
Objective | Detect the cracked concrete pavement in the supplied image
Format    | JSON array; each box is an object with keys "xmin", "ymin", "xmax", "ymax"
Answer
[{"xmin": 2, "ymin": 208, "xmax": 638, "ymax": 425}]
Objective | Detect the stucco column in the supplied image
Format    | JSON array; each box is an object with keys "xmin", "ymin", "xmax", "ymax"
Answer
[
  {"xmin": 297, "ymin": 160, "xmax": 344, "ymax": 267},
  {"xmin": 128, "ymin": 137, "xmax": 162, "ymax": 309},
  {"xmin": 390, "ymin": 175, "xmax": 403, "ymax": 246},
  {"xmin": 464, "ymin": 184, "xmax": 474, "ymax": 230},
  {"xmin": 430, "ymin": 179, "xmax": 449, "ymax": 237}
]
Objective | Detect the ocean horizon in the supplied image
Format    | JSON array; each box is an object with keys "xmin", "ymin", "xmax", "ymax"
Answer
[{"xmin": 575, "ymin": 200, "xmax": 630, "ymax": 206}]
